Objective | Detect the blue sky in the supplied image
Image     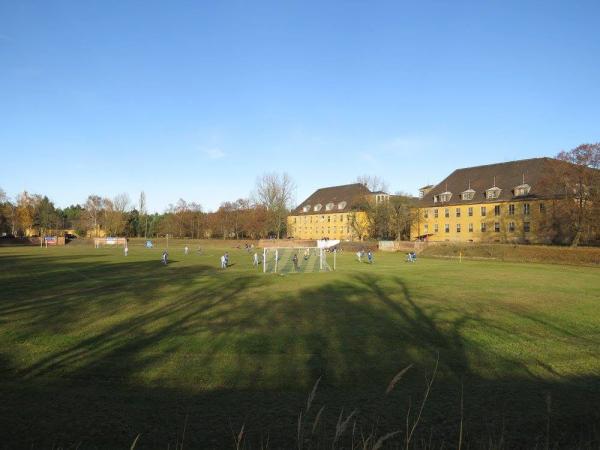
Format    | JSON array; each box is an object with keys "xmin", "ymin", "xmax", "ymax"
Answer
[{"xmin": 1, "ymin": 1, "xmax": 599, "ymax": 212}]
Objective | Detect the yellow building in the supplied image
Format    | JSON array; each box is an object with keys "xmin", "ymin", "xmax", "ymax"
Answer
[
  {"xmin": 411, "ymin": 158, "xmax": 578, "ymax": 243},
  {"xmin": 287, "ymin": 183, "xmax": 385, "ymax": 240}
]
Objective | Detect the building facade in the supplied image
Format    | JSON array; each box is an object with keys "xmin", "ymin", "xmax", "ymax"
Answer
[
  {"xmin": 411, "ymin": 158, "xmax": 578, "ymax": 243},
  {"xmin": 287, "ymin": 183, "xmax": 382, "ymax": 240}
]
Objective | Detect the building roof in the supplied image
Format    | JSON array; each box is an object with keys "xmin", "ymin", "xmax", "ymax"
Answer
[
  {"xmin": 291, "ymin": 183, "xmax": 372, "ymax": 215},
  {"xmin": 418, "ymin": 157, "xmax": 584, "ymax": 207}
]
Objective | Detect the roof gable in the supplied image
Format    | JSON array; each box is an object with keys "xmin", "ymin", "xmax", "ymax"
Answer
[
  {"xmin": 292, "ymin": 183, "xmax": 371, "ymax": 215},
  {"xmin": 419, "ymin": 157, "xmax": 582, "ymax": 206}
]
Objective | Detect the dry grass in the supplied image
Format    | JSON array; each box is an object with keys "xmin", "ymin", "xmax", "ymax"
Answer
[{"xmin": 420, "ymin": 242, "xmax": 600, "ymax": 265}]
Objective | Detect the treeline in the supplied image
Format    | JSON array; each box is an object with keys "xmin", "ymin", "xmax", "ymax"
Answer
[{"xmin": 0, "ymin": 173, "xmax": 296, "ymax": 240}]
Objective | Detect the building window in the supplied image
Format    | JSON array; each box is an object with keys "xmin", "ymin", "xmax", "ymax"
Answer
[
  {"xmin": 509, "ymin": 222, "xmax": 515, "ymax": 232},
  {"xmin": 524, "ymin": 203, "xmax": 530, "ymax": 215},
  {"xmin": 325, "ymin": 202, "xmax": 334, "ymax": 211},
  {"xmin": 445, "ymin": 224, "xmax": 450, "ymax": 233},
  {"xmin": 424, "ymin": 209, "xmax": 429, "ymax": 219},
  {"xmin": 461, "ymin": 189, "xmax": 475, "ymax": 200},
  {"xmin": 327, "ymin": 216, "xmax": 331, "ymax": 222},
  {"xmin": 524, "ymin": 222, "xmax": 531, "ymax": 233},
  {"xmin": 468, "ymin": 223, "xmax": 473, "ymax": 232},
  {"xmin": 481, "ymin": 222, "xmax": 487, "ymax": 232},
  {"xmin": 513, "ymin": 184, "xmax": 531, "ymax": 196},
  {"xmin": 508, "ymin": 204, "xmax": 515, "ymax": 215},
  {"xmin": 456, "ymin": 208, "xmax": 461, "ymax": 218},
  {"xmin": 440, "ymin": 192, "xmax": 452, "ymax": 202},
  {"xmin": 434, "ymin": 209, "xmax": 438, "ymax": 218},
  {"xmin": 456, "ymin": 223, "xmax": 461, "ymax": 233},
  {"xmin": 433, "ymin": 195, "xmax": 438, "ymax": 203},
  {"xmin": 338, "ymin": 201, "xmax": 347, "ymax": 210},
  {"xmin": 445, "ymin": 208, "xmax": 450, "ymax": 218},
  {"xmin": 494, "ymin": 205, "xmax": 501, "ymax": 216},
  {"xmin": 314, "ymin": 204, "xmax": 322, "ymax": 212},
  {"xmin": 424, "ymin": 224, "xmax": 429, "ymax": 232},
  {"xmin": 494, "ymin": 222, "xmax": 500, "ymax": 232},
  {"xmin": 302, "ymin": 205, "xmax": 311, "ymax": 213},
  {"xmin": 434, "ymin": 223, "xmax": 439, "ymax": 233},
  {"xmin": 486, "ymin": 187, "xmax": 501, "ymax": 199},
  {"xmin": 540, "ymin": 203, "xmax": 545, "ymax": 213},
  {"xmin": 481, "ymin": 206, "xmax": 487, "ymax": 217},
  {"xmin": 468, "ymin": 207, "xmax": 473, "ymax": 217}
]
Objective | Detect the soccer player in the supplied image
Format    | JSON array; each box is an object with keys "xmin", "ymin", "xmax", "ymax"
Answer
[
  {"xmin": 253, "ymin": 252, "xmax": 259, "ymax": 267},
  {"xmin": 162, "ymin": 251, "xmax": 168, "ymax": 265},
  {"xmin": 292, "ymin": 253, "xmax": 299, "ymax": 272},
  {"xmin": 184, "ymin": 245, "xmax": 189, "ymax": 255},
  {"xmin": 220, "ymin": 254, "xmax": 227, "ymax": 269},
  {"xmin": 124, "ymin": 245, "xmax": 128, "ymax": 257},
  {"xmin": 356, "ymin": 250, "xmax": 362, "ymax": 263},
  {"xmin": 367, "ymin": 251, "xmax": 373, "ymax": 264}
]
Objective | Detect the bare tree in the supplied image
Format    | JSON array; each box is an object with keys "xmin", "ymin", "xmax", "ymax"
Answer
[
  {"xmin": 356, "ymin": 175, "xmax": 389, "ymax": 193},
  {"xmin": 84, "ymin": 195, "xmax": 103, "ymax": 237},
  {"xmin": 254, "ymin": 172, "xmax": 296, "ymax": 238},
  {"xmin": 139, "ymin": 191, "xmax": 147, "ymax": 238},
  {"xmin": 102, "ymin": 193, "xmax": 130, "ymax": 236},
  {"xmin": 538, "ymin": 143, "xmax": 600, "ymax": 246}
]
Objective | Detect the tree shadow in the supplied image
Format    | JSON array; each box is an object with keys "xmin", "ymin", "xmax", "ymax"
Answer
[{"xmin": 0, "ymin": 252, "xmax": 598, "ymax": 448}]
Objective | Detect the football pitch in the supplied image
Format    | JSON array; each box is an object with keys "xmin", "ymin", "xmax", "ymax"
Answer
[{"xmin": 0, "ymin": 243, "xmax": 599, "ymax": 448}]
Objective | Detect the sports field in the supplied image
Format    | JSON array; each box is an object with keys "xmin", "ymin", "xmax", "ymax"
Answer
[{"xmin": 0, "ymin": 243, "xmax": 599, "ymax": 448}]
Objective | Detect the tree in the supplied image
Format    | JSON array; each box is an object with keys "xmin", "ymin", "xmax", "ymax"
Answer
[
  {"xmin": 15, "ymin": 192, "xmax": 35, "ymax": 236},
  {"xmin": 356, "ymin": 175, "xmax": 389, "ymax": 193},
  {"xmin": 139, "ymin": 191, "xmax": 148, "ymax": 238},
  {"xmin": 84, "ymin": 195, "xmax": 103, "ymax": 237},
  {"xmin": 539, "ymin": 143, "xmax": 600, "ymax": 246},
  {"xmin": 102, "ymin": 193, "xmax": 130, "ymax": 236},
  {"xmin": 388, "ymin": 194, "xmax": 417, "ymax": 240},
  {"xmin": 34, "ymin": 196, "xmax": 60, "ymax": 236},
  {"xmin": 0, "ymin": 188, "xmax": 12, "ymax": 235},
  {"xmin": 254, "ymin": 172, "xmax": 296, "ymax": 239},
  {"xmin": 61, "ymin": 204, "xmax": 86, "ymax": 236}
]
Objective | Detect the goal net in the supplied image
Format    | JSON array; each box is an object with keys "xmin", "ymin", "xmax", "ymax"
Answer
[
  {"xmin": 94, "ymin": 237, "xmax": 127, "ymax": 248},
  {"xmin": 262, "ymin": 247, "xmax": 336, "ymax": 274}
]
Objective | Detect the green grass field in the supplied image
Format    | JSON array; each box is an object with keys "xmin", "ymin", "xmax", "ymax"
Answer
[{"xmin": 1, "ymin": 243, "xmax": 599, "ymax": 449}]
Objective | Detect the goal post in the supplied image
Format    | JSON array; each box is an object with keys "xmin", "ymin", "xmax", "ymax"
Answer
[
  {"xmin": 94, "ymin": 237, "xmax": 127, "ymax": 248},
  {"xmin": 262, "ymin": 246, "xmax": 336, "ymax": 274}
]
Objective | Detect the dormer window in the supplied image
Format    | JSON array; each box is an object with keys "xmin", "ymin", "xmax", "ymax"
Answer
[
  {"xmin": 302, "ymin": 205, "xmax": 311, "ymax": 213},
  {"xmin": 325, "ymin": 202, "xmax": 334, "ymax": 211},
  {"xmin": 338, "ymin": 201, "xmax": 347, "ymax": 210},
  {"xmin": 439, "ymin": 192, "xmax": 452, "ymax": 202},
  {"xmin": 433, "ymin": 195, "xmax": 439, "ymax": 203},
  {"xmin": 461, "ymin": 189, "xmax": 475, "ymax": 201},
  {"xmin": 513, "ymin": 184, "xmax": 531, "ymax": 197},
  {"xmin": 486, "ymin": 187, "xmax": 501, "ymax": 199},
  {"xmin": 314, "ymin": 204, "xmax": 322, "ymax": 212}
]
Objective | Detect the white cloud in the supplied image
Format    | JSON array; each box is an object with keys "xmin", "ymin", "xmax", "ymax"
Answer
[{"xmin": 203, "ymin": 147, "xmax": 226, "ymax": 160}]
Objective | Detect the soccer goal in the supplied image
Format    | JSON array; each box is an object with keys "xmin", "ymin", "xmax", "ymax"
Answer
[
  {"xmin": 94, "ymin": 237, "xmax": 127, "ymax": 248},
  {"xmin": 262, "ymin": 247, "xmax": 337, "ymax": 274}
]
